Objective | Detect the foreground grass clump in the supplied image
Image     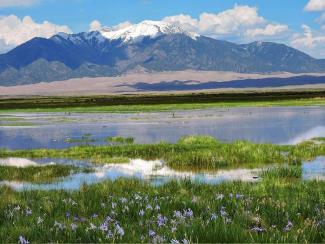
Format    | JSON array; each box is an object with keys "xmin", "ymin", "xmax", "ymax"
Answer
[
  {"xmin": 261, "ymin": 166, "xmax": 302, "ymax": 179},
  {"xmin": 1, "ymin": 179, "xmax": 325, "ymax": 243},
  {"xmin": 0, "ymin": 165, "xmax": 85, "ymax": 183},
  {"xmin": 0, "ymin": 136, "xmax": 325, "ymax": 170}
]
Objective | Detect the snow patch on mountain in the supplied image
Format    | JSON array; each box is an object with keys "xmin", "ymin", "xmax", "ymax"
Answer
[
  {"xmin": 52, "ymin": 31, "xmax": 107, "ymax": 45},
  {"xmin": 100, "ymin": 20, "xmax": 199, "ymax": 43}
]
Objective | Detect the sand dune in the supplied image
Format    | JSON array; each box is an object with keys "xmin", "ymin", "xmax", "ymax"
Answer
[{"xmin": 1, "ymin": 70, "xmax": 325, "ymax": 96}]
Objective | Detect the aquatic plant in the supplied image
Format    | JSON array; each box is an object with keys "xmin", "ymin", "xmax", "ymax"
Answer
[
  {"xmin": 106, "ymin": 136, "xmax": 134, "ymax": 144},
  {"xmin": 0, "ymin": 165, "xmax": 90, "ymax": 183},
  {"xmin": 64, "ymin": 134, "xmax": 96, "ymax": 143}
]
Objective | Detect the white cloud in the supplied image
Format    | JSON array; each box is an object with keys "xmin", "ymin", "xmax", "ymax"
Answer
[
  {"xmin": 198, "ymin": 5, "xmax": 265, "ymax": 36},
  {"xmin": 0, "ymin": 15, "xmax": 71, "ymax": 53},
  {"xmin": 89, "ymin": 20, "xmax": 102, "ymax": 31},
  {"xmin": 0, "ymin": 0, "xmax": 39, "ymax": 8},
  {"xmin": 245, "ymin": 24, "xmax": 289, "ymax": 38},
  {"xmin": 305, "ymin": 0, "xmax": 325, "ymax": 12},
  {"xmin": 300, "ymin": 1, "xmax": 325, "ymax": 57},
  {"xmin": 291, "ymin": 25, "xmax": 325, "ymax": 57},
  {"xmin": 163, "ymin": 5, "xmax": 287, "ymax": 42},
  {"xmin": 90, "ymin": 20, "xmax": 132, "ymax": 32},
  {"xmin": 106, "ymin": 21, "xmax": 133, "ymax": 31}
]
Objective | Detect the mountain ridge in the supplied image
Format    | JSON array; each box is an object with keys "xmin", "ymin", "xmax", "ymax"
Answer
[{"xmin": 0, "ymin": 20, "xmax": 325, "ymax": 86}]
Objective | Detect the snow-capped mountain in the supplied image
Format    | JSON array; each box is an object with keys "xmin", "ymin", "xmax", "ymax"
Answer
[
  {"xmin": 52, "ymin": 31, "xmax": 107, "ymax": 45},
  {"xmin": 100, "ymin": 20, "xmax": 199, "ymax": 43},
  {"xmin": 0, "ymin": 20, "xmax": 325, "ymax": 86},
  {"xmin": 51, "ymin": 21, "xmax": 199, "ymax": 46}
]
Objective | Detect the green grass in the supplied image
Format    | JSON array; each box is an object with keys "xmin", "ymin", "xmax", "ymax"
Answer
[
  {"xmin": 1, "ymin": 178, "xmax": 325, "ymax": 243},
  {"xmin": 261, "ymin": 166, "xmax": 302, "ymax": 179},
  {"xmin": 0, "ymin": 165, "xmax": 87, "ymax": 183},
  {"xmin": 0, "ymin": 136, "xmax": 324, "ymax": 171},
  {"xmin": 106, "ymin": 136, "xmax": 134, "ymax": 144},
  {"xmin": 1, "ymin": 97, "xmax": 325, "ymax": 113}
]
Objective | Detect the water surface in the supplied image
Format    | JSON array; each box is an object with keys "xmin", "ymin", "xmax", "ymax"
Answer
[{"xmin": 1, "ymin": 107, "xmax": 324, "ymax": 149}]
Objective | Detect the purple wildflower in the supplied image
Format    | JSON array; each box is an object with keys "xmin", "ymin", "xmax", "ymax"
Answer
[
  {"xmin": 100, "ymin": 222, "xmax": 108, "ymax": 232},
  {"xmin": 210, "ymin": 213, "xmax": 217, "ymax": 221},
  {"xmin": 236, "ymin": 194, "xmax": 244, "ymax": 199},
  {"xmin": 171, "ymin": 239, "xmax": 180, "ymax": 244},
  {"xmin": 284, "ymin": 221, "xmax": 293, "ymax": 232},
  {"xmin": 251, "ymin": 226, "xmax": 265, "ymax": 233},
  {"xmin": 146, "ymin": 204, "xmax": 153, "ymax": 210},
  {"xmin": 115, "ymin": 224, "xmax": 125, "ymax": 237},
  {"xmin": 120, "ymin": 197, "xmax": 128, "ymax": 203},
  {"xmin": 149, "ymin": 229, "xmax": 156, "ymax": 237},
  {"xmin": 18, "ymin": 236, "xmax": 29, "ymax": 244},
  {"xmin": 25, "ymin": 208, "xmax": 32, "ymax": 216},
  {"xmin": 157, "ymin": 214, "xmax": 168, "ymax": 227},
  {"xmin": 184, "ymin": 209, "xmax": 193, "ymax": 218},
  {"xmin": 174, "ymin": 210, "xmax": 182, "ymax": 218},
  {"xmin": 139, "ymin": 209, "xmax": 145, "ymax": 216},
  {"xmin": 220, "ymin": 207, "xmax": 227, "ymax": 218},
  {"xmin": 182, "ymin": 239, "xmax": 190, "ymax": 244},
  {"xmin": 105, "ymin": 215, "xmax": 113, "ymax": 223}
]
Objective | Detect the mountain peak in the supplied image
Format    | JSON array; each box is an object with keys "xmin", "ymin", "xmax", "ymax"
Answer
[
  {"xmin": 52, "ymin": 31, "xmax": 106, "ymax": 43},
  {"xmin": 100, "ymin": 20, "xmax": 199, "ymax": 43}
]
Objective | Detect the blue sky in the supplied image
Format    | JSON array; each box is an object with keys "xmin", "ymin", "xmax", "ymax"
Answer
[
  {"xmin": 0, "ymin": 0, "xmax": 318, "ymax": 32},
  {"xmin": 0, "ymin": 0, "xmax": 325, "ymax": 57}
]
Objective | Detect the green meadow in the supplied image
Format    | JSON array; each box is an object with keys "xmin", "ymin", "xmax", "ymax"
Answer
[
  {"xmin": 0, "ymin": 97, "xmax": 325, "ymax": 114},
  {"xmin": 0, "ymin": 118, "xmax": 325, "ymax": 243}
]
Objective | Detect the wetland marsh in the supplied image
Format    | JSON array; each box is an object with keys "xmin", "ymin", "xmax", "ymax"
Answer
[{"xmin": 1, "ymin": 97, "xmax": 325, "ymax": 243}]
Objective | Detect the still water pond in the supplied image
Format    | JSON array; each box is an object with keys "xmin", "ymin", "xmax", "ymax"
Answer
[
  {"xmin": 0, "ymin": 107, "xmax": 325, "ymax": 149},
  {"xmin": 0, "ymin": 157, "xmax": 324, "ymax": 191}
]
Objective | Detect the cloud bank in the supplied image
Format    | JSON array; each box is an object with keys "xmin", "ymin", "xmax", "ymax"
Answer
[
  {"xmin": 290, "ymin": 0, "xmax": 325, "ymax": 57},
  {"xmin": 0, "ymin": 15, "xmax": 71, "ymax": 53}
]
